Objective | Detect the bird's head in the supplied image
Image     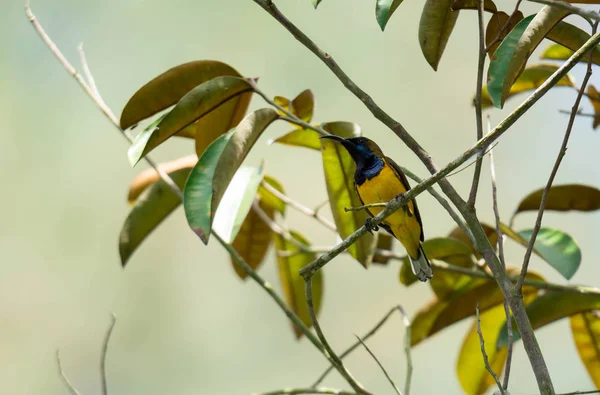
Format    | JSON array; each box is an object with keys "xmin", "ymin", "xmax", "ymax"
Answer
[{"xmin": 320, "ymin": 135, "xmax": 384, "ymax": 167}]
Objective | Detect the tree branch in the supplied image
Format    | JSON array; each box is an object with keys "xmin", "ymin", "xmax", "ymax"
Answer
[
  {"xmin": 529, "ymin": 0, "xmax": 600, "ymax": 22},
  {"xmin": 305, "ymin": 278, "xmax": 371, "ymax": 395},
  {"xmin": 467, "ymin": 0, "xmax": 487, "ymax": 210},
  {"xmin": 475, "ymin": 306, "xmax": 506, "ymax": 395},
  {"xmin": 515, "ymin": 21, "xmax": 597, "ymax": 293}
]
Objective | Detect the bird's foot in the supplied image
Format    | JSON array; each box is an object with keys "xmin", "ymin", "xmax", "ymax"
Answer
[
  {"xmin": 364, "ymin": 218, "xmax": 379, "ymax": 234},
  {"xmin": 395, "ymin": 193, "xmax": 413, "ymax": 217}
]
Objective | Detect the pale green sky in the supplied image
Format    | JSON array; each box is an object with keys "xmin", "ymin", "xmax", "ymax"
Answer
[{"xmin": 3, "ymin": 0, "xmax": 600, "ymax": 394}]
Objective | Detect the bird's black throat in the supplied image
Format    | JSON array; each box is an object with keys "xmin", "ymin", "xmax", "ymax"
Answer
[{"xmin": 354, "ymin": 156, "xmax": 384, "ymax": 186}]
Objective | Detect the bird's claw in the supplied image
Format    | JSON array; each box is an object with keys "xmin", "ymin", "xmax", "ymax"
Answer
[
  {"xmin": 364, "ymin": 218, "xmax": 379, "ymax": 234},
  {"xmin": 396, "ymin": 193, "xmax": 413, "ymax": 217}
]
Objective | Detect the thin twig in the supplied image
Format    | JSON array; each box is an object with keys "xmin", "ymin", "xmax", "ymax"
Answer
[
  {"xmin": 257, "ymin": 389, "xmax": 358, "ymax": 395},
  {"xmin": 344, "ymin": 203, "xmax": 387, "ymax": 212},
  {"xmin": 399, "ymin": 306, "xmax": 413, "ymax": 395},
  {"xmin": 354, "ymin": 336, "xmax": 402, "ymax": 395},
  {"xmin": 488, "ymin": 117, "xmax": 513, "ymax": 391},
  {"xmin": 78, "ymin": 43, "xmax": 101, "ymax": 98},
  {"xmin": 25, "ymin": 0, "xmax": 182, "ymax": 199},
  {"xmin": 260, "ymin": 181, "xmax": 337, "ymax": 231},
  {"xmin": 305, "ymin": 279, "xmax": 371, "ymax": 395},
  {"xmin": 312, "ymin": 306, "xmax": 405, "ymax": 388},
  {"xmin": 56, "ymin": 350, "xmax": 83, "ymax": 395},
  {"xmin": 100, "ymin": 314, "xmax": 116, "ymax": 395},
  {"xmin": 515, "ymin": 21, "xmax": 598, "ymax": 293},
  {"xmin": 529, "ymin": 0, "xmax": 599, "ymax": 22},
  {"xmin": 476, "ymin": 306, "xmax": 506, "ymax": 395},
  {"xmin": 467, "ymin": 0, "xmax": 487, "ymax": 210},
  {"xmin": 553, "ymin": 390, "xmax": 600, "ymax": 395},
  {"xmin": 558, "ymin": 109, "xmax": 596, "ymax": 118}
]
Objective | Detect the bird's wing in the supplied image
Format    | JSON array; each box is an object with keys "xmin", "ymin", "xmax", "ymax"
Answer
[
  {"xmin": 385, "ymin": 156, "xmax": 424, "ymax": 241},
  {"xmin": 354, "ymin": 180, "xmax": 395, "ymax": 237}
]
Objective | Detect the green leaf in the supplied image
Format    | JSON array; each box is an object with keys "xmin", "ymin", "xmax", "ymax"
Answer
[
  {"xmin": 570, "ymin": 312, "xmax": 600, "ymax": 389},
  {"xmin": 128, "ymin": 76, "xmax": 254, "ymax": 166},
  {"xmin": 183, "ymin": 108, "xmax": 279, "ymax": 244},
  {"xmin": 486, "ymin": 15, "xmax": 535, "ymax": 108},
  {"xmin": 419, "ymin": 0, "xmax": 460, "ymax": 71},
  {"xmin": 274, "ymin": 230, "xmax": 323, "ymax": 339},
  {"xmin": 481, "ymin": 64, "xmax": 574, "ymax": 108},
  {"xmin": 376, "ymin": 0, "xmax": 405, "ymax": 31},
  {"xmin": 312, "ymin": 0, "xmax": 323, "ymax": 8},
  {"xmin": 546, "ymin": 21, "xmax": 600, "ymax": 67},
  {"xmin": 127, "ymin": 155, "xmax": 197, "ymax": 203},
  {"xmin": 540, "ymin": 43, "xmax": 575, "ymax": 61},
  {"xmin": 399, "ymin": 237, "xmax": 473, "ymax": 292},
  {"xmin": 457, "ymin": 305, "xmax": 508, "ymax": 395},
  {"xmin": 411, "ymin": 268, "xmax": 543, "ymax": 346},
  {"xmin": 498, "ymin": 292, "xmax": 600, "ymax": 347},
  {"xmin": 231, "ymin": 197, "xmax": 275, "ymax": 280},
  {"xmin": 321, "ymin": 122, "xmax": 376, "ymax": 268},
  {"xmin": 518, "ymin": 228, "xmax": 581, "ymax": 280},
  {"xmin": 488, "ymin": 6, "xmax": 571, "ymax": 108},
  {"xmin": 485, "ymin": 11, "xmax": 524, "ymax": 59},
  {"xmin": 120, "ymin": 60, "xmax": 247, "ymax": 129},
  {"xmin": 119, "ymin": 167, "xmax": 191, "ymax": 267},
  {"xmin": 213, "ymin": 166, "xmax": 264, "ymax": 243},
  {"xmin": 257, "ymin": 175, "xmax": 287, "ymax": 215},
  {"xmin": 271, "ymin": 128, "xmax": 321, "ymax": 150},
  {"xmin": 515, "ymin": 184, "xmax": 600, "ymax": 215},
  {"xmin": 373, "ymin": 234, "xmax": 394, "ymax": 264},
  {"xmin": 451, "ymin": 0, "xmax": 497, "ymax": 13}
]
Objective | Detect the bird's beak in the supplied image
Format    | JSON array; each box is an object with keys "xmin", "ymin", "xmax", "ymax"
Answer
[{"xmin": 319, "ymin": 135, "xmax": 356, "ymax": 151}]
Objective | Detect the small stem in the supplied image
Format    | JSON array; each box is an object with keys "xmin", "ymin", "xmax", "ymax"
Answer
[
  {"xmin": 344, "ymin": 203, "xmax": 387, "ymax": 212},
  {"xmin": 261, "ymin": 181, "xmax": 337, "ymax": 231},
  {"xmin": 257, "ymin": 389, "xmax": 358, "ymax": 395},
  {"xmin": 488, "ymin": 119, "xmax": 513, "ymax": 391},
  {"xmin": 100, "ymin": 314, "xmax": 116, "ymax": 395},
  {"xmin": 354, "ymin": 335, "xmax": 402, "ymax": 395},
  {"xmin": 475, "ymin": 306, "xmax": 506, "ymax": 395},
  {"xmin": 467, "ymin": 0, "xmax": 487, "ymax": 210},
  {"xmin": 56, "ymin": 350, "xmax": 83, "ymax": 395}
]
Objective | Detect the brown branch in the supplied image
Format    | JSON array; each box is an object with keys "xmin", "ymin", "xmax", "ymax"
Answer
[
  {"xmin": 305, "ymin": 279, "xmax": 371, "ymax": 395},
  {"xmin": 467, "ymin": 0, "xmax": 487, "ymax": 210},
  {"xmin": 529, "ymin": 0, "xmax": 599, "ymax": 22},
  {"xmin": 488, "ymin": 119, "xmax": 513, "ymax": 392},
  {"xmin": 56, "ymin": 350, "xmax": 83, "ymax": 395},
  {"xmin": 515, "ymin": 21, "xmax": 597, "ymax": 293},
  {"xmin": 475, "ymin": 306, "xmax": 506, "ymax": 395}
]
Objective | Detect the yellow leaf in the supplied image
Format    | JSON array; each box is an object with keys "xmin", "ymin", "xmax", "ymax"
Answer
[
  {"xmin": 320, "ymin": 122, "xmax": 376, "ymax": 267},
  {"xmin": 274, "ymin": 231, "xmax": 324, "ymax": 339},
  {"xmin": 571, "ymin": 312, "xmax": 600, "ymax": 389}
]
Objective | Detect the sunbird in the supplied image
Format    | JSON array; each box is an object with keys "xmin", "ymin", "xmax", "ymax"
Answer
[{"xmin": 320, "ymin": 135, "xmax": 432, "ymax": 282}]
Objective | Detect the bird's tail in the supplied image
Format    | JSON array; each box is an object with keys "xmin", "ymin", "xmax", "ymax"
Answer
[{"xmin": 409, "ymin": 245, "xmax": 433, "ymax": 282}]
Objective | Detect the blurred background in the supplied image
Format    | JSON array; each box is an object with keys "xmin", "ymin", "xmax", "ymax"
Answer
[{"xmin": 3, "ymin": 0, "xmax": 600, "ymax": 393}]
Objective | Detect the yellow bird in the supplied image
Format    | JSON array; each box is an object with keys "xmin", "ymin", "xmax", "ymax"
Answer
[{"xmin": 320, "ymin": 135, "xmax": 432, "ymax": 281}]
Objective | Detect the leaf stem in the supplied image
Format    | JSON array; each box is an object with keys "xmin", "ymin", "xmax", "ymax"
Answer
[{"xmin": 475, "ymin": 305, "xmax": 506, "ymax": 395}]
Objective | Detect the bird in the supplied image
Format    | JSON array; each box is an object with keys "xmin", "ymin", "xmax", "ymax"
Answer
[{"xmin": 320, "ymin": 135, "xmax": 432, "ymax": 282}]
